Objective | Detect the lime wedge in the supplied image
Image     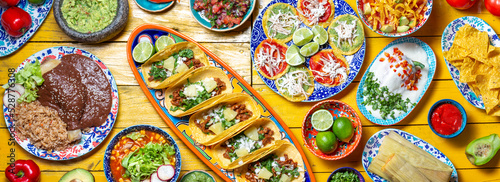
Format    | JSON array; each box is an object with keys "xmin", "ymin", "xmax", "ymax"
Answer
[
  {"xmin": 133, "ymin": 42, "xmax": 155, "ymax": 63},
  {"xmin": 293, "ymin": 27, "xmax": 314, "ymax": 46},
  {"xmin": 286, "ymin": 44, "xmax": 305, "ymax": 66},
  {"xmin": 312, "ymin": 25, "xmax": 328, "ymax": 45},
  {"xmin": 155, "ymin": 35, "xmax": 176, "ymax": 52},
  {"xmin": 311, "ymin": 109, "xmax": 334, "ymax": 131},
  {"xmin": 300, "ymin": 42, "xmax": 319, "ymax": 57}
]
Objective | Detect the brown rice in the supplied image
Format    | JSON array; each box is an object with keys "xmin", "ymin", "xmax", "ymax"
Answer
[{"xmin": 13, "ymin": 101, "xmax": 71, "ymax": 151}]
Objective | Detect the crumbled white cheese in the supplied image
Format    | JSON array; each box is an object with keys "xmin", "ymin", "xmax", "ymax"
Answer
[
  {"xmin": 276, "ymin": 70, "xmax": 313, "ymax": 99},
  {"xmin": 298, "ymin": 0, "xmax": 328, "ymax": 25},
  {"xmin": 333, "ymin": 20, "xmax": 358, "ymax": 47},
  {"xmin": 255, "ymin": 42, "xmax": 285, "ymax": 78},
  {"xmin": 311, "ymin": 53, "xmax": 348, "ymax": 85},
  {"xmin": 267, "ymin": 10, "xmax": 301, "ymax": 38}
]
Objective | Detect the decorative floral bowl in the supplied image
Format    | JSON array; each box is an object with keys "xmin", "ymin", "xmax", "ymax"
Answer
[
  {"xmin": 179, "ymin": 170, "xmax": 216, "ymax": 182},
  {"xmin": 428, "ymin": 99, "xmax": 467, "ymax": 138},
  {"xmin": 328, "ymin": 167, "xmax": 365, "ymax": 182},
  {"xmin": 302, "ymin": 100, "xmax": 362, "ymax": 160},
  {"xmin": 355, "ymin": 0, "xmax": 433, "ymax": 37},
  {"xmin": 103, "ymin": 125, "xmax": 182, "ymax": 182}
]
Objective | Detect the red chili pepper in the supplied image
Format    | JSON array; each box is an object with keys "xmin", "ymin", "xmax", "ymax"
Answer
[
  {"xmin": 5, "ymin": 160, "xmax": 40, "ymax": 182},
  {"xmin": 1, "ymin": 7, "xmax": 32, "ymax": 37},
  {"xmin": 0, "ymin": 0, "xmax": 19, "ymax": 7}
]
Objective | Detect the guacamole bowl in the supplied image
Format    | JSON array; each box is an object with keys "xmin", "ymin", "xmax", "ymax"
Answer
[{"xmin": 53, "ymin": 0, "xmax": 129, "ymax": 43}]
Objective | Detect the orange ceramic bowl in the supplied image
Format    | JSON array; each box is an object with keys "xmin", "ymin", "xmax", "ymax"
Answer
[{"xmin": 302, "ymin": 100, "xmax": 362, "ymax": 160}]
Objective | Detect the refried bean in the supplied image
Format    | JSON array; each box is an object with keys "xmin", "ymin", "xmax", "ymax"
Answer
[{"xmin": 38, "ymin": 54, "xmax": 112, "ymax": 130}]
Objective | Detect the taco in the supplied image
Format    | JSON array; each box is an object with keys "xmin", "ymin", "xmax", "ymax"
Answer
[
  {"xmin": 189, "ymin": 93, "xmax": 261, "ymax": 146},
  {"xmin": 213, "ymin": 118, "xmax": 285, "ymax": 169},
  {"xmin": 235, "ymin": 142, "xmax": 305, "ymax": 182},
  {"xmin": 309, "ymin": 49, "xmax": 349, "ymax": 87},
  {"xmin": 141, "ymin": 42, "xmax": 209, "ymax": 89},
  {"xmin": 328, "ymin": 14, "xmax": 365, "ymax": 55},
  {"xmin": 254, "ymin": 39, "xmax": 289, "ymax": 80},
  {"xmin": 296, "ymin": 0, "xmax": 334, "ymax": 28},
  {"xmin": 165, "ymin": 66, "xmax": 232, "ymax": 117},
  {"xmin": 262, "ymin": 3, "xmax": 301, "ymax": 43},
  {"xmin": 276, "ymin": 65, "xmax": 314, "ymax": 102}
]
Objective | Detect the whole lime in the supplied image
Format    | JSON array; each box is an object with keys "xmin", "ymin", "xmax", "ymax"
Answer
[
  {"xmin": 332, "ymin": 117, "xmax": 354, "ymax": 143},
  {"xmin": 316, "ymin": 131, "xmax": 338, "ymax": 154}
]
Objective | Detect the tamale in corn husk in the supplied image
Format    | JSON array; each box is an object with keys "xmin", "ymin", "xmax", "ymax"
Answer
[
  {"xmin": 369, "ymin": 153, "xmax": 430, "ymax": 182},
  {"xmin": 367, "ymin": 131, "xmax": 453, "ymax": 182}
]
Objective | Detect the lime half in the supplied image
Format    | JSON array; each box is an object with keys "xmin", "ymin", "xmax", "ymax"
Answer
[
  {"xmin": 133, "ymin": 42, "xmax": 155, "ymax": 63},
  {"xmin": 293, "ymin": 27, "xmax": 314, "ymax": 46},
  {"xmin": 300, "ymin": 42, "xmax": 319, "ymax": 57},
  {"xmin": 311, "ymin": 109, "xmax": 334, "ymax": 131},
  {"xmin": 312, "ymin": 25, "xmax": 328, "ymax": 45},
  {"xmin": 286, "ymin": 44, "xmax": 305, "ymax": 66},
  {"xmin": 155, "ymin": 35, "xmax": 176, "ymax": 52}
]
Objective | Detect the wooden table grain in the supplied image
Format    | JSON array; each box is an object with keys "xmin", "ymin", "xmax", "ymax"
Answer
[{"xmin": 1, "ymin": 0, "xmax": 500, "ymax": 181}]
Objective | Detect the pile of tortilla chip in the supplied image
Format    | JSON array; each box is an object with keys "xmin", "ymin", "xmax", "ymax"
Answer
[{"xmin": 443, "ymin": 24, "xmax": 500, "ymax": 115}]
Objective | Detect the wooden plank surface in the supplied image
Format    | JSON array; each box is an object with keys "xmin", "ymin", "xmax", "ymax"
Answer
[{"xmin": 1, "ymin": 0, "xmax": 500, "ymax": 181}]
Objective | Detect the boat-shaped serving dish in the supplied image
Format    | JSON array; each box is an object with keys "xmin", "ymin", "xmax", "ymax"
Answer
[{"xmin": 126, "ymin": 24, "xmax": 315, "ymax": 181}]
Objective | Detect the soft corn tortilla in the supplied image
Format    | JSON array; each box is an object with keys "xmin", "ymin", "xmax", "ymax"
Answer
[
  {"xmin": 235, "ymin": 142, "xmax": 305, "ymax": 182},
  {"xmin": 262, "ymin": 3, "xmax": 299, "ymax": 43},
  {"xmin": 189, "ymin": 93, "xmax": 261, "ymax": 146},
  {"xmin": 141, "ymin": 42, "xmax": 209, "ymax": 89},
  {"xmin": 328, "ymin": 14, "xmax": 364, "ymax": 55},
  {"xmin": 213, "ymin": 118, "xmax": 283, "ymax": 169},
  {"xmin": 297, "ymin": 0, "xmax": 334, "ymax": 28},
  {"xmin": 309, "ymin": 49, "xmax": 349, "ymax": 87},
  {"xmin": 276, "ymin": 65, "xmax": 315, "ymax": 102},
  {"xmin": 164, "ymin": 66, "xmax": 232, "ymax": 117}
]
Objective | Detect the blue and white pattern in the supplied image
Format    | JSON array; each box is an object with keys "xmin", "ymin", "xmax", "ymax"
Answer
[
  {"xmin": 0, "ymin": 0, "xmax": 53, "ymax": 57},
  {"xmin": 3, "ymin": 46, "xmax": 119, "ymax": 160},
  {"xmin": 250, "ymin": 0, "xmax": 365, "ymax": 102},
  {"xmin": 441, "ymin": 16, "xmax": 500, "ymax": 109},
  {"xmin": 362, "ymin": 128, "xmax": 458, "ymax": 182},
  {"xmin": 356, "ymin": 37, "xmax": 436, "ymax": 125},
  {"xmin": 103, "ymin": 125, "xmax": 182, "ymax": 182},
  {"xmin": 189, "ymin": 0, "xmax": 255, "ymax": 31},
  {"xmin": 134, "ymin": 0, "xmax": 173, "ymax": 12},
  {"xmin": 355, "ymin": 0, "xmax": 432, "ymax": 37}
]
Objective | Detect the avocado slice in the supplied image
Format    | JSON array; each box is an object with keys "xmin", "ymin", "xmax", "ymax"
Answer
[
  {"xmin": 409, "ymin": 19, "xmax": 417, "ymax": 28},
  {"xmin": 399, "ymin": 16, "xmax": 409, "ymax": 26},
  {"xmin": 397, "ymin": 26, "xmax": 410, "ymax": 33},
  {"xmin": 380, "ymin": 25, "xmax": 393, "ymax": 33},
  {"xmin": 59, "ymin": 168, "xmax": 95, "ymax": 182},
  {"xmin": 465, "ymin": 134, "xmax": 500, "ymax": 166},
  {"xmin": 363, "ymin": 3, "xmax": 372, "ymax": 15}
]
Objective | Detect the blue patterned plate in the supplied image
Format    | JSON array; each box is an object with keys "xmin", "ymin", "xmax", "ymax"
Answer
[
  {"xmin": 134, "ymin": 0, "xmax": 174, "ymax": 12},
  {"xmin": 0, "ymin": 0, "xmax": 53, "ymax": 57},
  {"xmin": 103, "ymin": 125, "xmax": 182, "ymax": 182},
  {"xmin": 356, "ymin": 37, "xmax": 436, "ymax": 125},
  {"xmin": 250, "ymin": 0, "xmax": 365, "ymax": 102},
  {"xmin": 441, "ymin": 16, "xmax": 500, "ymax": 109},
  {"xmin": 3, "ymin": 46, "xmax": 119, "ymax": 160},
  {"xmin": 189, "ymin": 0, "xmax": 255, "ymax": 31},
  {"xmin": 362, "ymin": 128, "xmax": 458, "ymax": 182}
]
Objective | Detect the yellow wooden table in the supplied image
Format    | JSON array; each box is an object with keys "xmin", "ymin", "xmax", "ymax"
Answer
[{"xmin": 1, "ymin": 0, "xmax": 500, "ymax": 181}]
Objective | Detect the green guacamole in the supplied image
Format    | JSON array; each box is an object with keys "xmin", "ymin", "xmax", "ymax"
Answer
[
  {"xmin": 61, "ymin": 0, "xmax": 118, "ymax": 33},
  {"xmin": 180, "ymin": 171, "xmax": 214, "ymax": 182}
]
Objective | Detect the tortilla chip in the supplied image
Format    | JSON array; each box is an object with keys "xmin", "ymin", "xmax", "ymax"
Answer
[
  {"xmin": 487, "ymin": 47, "xmax": 500, "ymax": 67},
  {"xmin": 488, "ymin": 106, "xmax": 500, "ymax": 116},
  {"xmin": 477, "ymin": 75, "xmax": 500, "ymax": 114},
  {"xmin": 469, "ymin": 82, "xmax": 480, "ymax": 95},
  {"xmin": 444, "ymin": 43, "xmax": 470, "ymax": 62},
  {"xmin": 472, "ymin": 61, "xmax": 492, "ymax": 76},
  {"xmin": 454, "ymin": 25, "xmax": 478, "ymax": 47},
  {"xmin": 459, "ymin": 57, "xmax": 477, "ymax": 83},
  {"xmin": 468, "ymin": 31, "xmax": 490, "ymax": 61},
  {"xmin": 489, "ymin": 71, "xmax": 500, "ymax": 89}
]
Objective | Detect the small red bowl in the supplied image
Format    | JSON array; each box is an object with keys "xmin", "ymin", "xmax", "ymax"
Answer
[{"xmin": 302, "ymin": 100, "xmax": 362, "ymax": 160}]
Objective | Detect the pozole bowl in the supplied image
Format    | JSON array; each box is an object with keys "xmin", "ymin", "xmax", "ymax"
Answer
[
  {"xmin": 355, "ymin": 0, "xmax": 433, "ymax": 37},
  {"xmin": 104, "ymin": 124, "xmax": 181, "ymax": 182},
  {"xmin": 302, "ymin": 100, "xmax": 362, "ymax": 160}
]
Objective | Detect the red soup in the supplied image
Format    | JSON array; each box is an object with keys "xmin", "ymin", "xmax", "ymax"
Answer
[{"xmin": 431, "ymin": 103, "xmax": 462, "ymax": 135}]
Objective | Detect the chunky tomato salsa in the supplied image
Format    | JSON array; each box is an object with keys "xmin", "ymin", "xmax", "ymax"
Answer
[{"xmin": 193, "ymin": 0, "xmax": 251, "ymax": 29}]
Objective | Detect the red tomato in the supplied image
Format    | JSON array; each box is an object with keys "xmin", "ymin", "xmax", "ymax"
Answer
[
  {"xmin": 485, "ymin": 0, "xmax": 500, "ymax": 16},
  {"xmin": 1, "ymin": 7, "xmax": 32, "ymax": 37},
  {"xmin": 446, "ymin": 0, "xmax": 477, "ymax": 9}
]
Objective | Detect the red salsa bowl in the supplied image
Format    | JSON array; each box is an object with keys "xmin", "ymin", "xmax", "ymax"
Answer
[{"xmin": 428, "ymin": 99, "xmax": 467, "ymax": 138}]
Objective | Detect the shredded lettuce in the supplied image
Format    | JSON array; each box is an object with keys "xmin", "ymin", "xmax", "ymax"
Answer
[
  {"xmin": 121, "ymin": 142, "xmax": 176, "ymax": 182},
  {"xmin": 3, "ymin": 59, "xmax": 45, "ymax": 103}
]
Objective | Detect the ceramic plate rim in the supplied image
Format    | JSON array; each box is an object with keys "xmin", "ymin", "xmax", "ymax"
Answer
[
  {"xmin": 134, "ymin": 0, "xmax": 174, "ymax": 13},
  {"xmin": 361, "ymin": 128, "xmax": 458, "ymax": 182},
  {"xmin": 355, "ymin": 37, "xmax": 436, "ymax": 126},
  {"xmin": 3, "ymin": 46, "xmax": 119, "ymax": 160}
]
